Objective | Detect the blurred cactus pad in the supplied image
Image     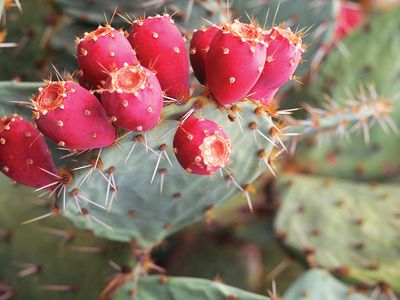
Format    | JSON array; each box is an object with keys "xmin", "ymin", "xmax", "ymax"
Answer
[{"xmin": 1, "ymin": 0, "xmax": 400, "ymax": 299}]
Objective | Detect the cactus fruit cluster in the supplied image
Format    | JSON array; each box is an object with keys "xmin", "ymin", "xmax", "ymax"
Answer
[
  {"xmin": 1, "ymin": 0, "xmax": 400, "ymax": 299},
  {"xmin": 0, "ymin": 12, "xmax": 303, "ymax": 189}
]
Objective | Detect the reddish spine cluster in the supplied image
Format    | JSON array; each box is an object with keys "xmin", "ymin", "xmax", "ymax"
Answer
[
  {"xmin": 0, "ymin": 115, "xmax": 58, "ymax": 189},
  {"xmin": 128, "ymin": 15, "xmax": 190, "ymax": 101}
]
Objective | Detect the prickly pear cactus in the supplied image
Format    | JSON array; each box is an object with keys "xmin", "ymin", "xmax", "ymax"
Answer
[
  {"xmin": 275, "ymin": 175, "xmax": 400, "ymax": 293},
  {"xmin": 0, "ymin": 81, "xmax": 282, "ymax": 248},
  {"xmin": 283, "ymin": 269, "xmax": 371, "ymax": 300},
  {"xmin": 292, "ymin": 8, "xmax": 400, "ymax": 181},
  {"xmin": 58, "ymin": 99, "xmax": 277, "ymax": 247},
  {"xmin": 114, "ymin": 276, "xmax": 270, "ymax": 300},
  {"xmin": 0, "ymin": 4, "xmax": 305, "ymax": 285},
  {"xmin": 0, "ymin": 175, "xmax": 133, "ymax": 300}
]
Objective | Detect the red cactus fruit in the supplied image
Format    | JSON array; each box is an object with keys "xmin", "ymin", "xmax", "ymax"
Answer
[
  {"xmin": 248, "ymin": 26, "xmax": 303, "ymax": 105},
  {"xmin": 77, "ymin": 25, "xmax": 138, "ymax": 89},
  {"xmin": 128, "ymin": 14, "xmax": 190, "ymax": 101},
  {"xmin": 0, "ymin": 115, "xmax": 58, "ymax": 189},
  {"xmin": 206, "ymin": 19, "xmax": 267, "ymax": 105},
  {"xmin": 101, "ymin": 63, "xmax": 163, "ymax": 132},
  {"xmin": 335, "ymin": 1, "xmax": 364, "ymax": 40},
  {"xmin": 33, "ymin": 81, "xmax": 116, "ymax": 150},
  {"xmin": 173, "ymin": 116, "xmax": 231, "ymax": 175},
  {"xmin": 189, "ymin": 25, "xmax": 220, "ymax": 85}
]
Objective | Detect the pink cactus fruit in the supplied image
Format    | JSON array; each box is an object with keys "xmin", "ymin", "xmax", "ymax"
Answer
[
  {"xmin": 173, "ymin": 116, "xmax": 232, "ymax": 175},
  {"xmin": 77, "ymin": 25, "xmax": 138, "ymax": 89},
  {"xmin": 189, "ymin": 25, "xmax": 220, "ymax": 85},
  {"xmin": 32, "ymin": 81, "xmax": 116, "ymax": 150},
  {"xmin": 206, "ymin": 19, "xmax": 267, "ymax": 105},
  {"xmin": 248, "ymin": 26, "xmax": 303, "ymax": 105},
  {"xmin": 335, "ymin": 1, "xmax": 364, "ymax": 40},
  {"xmin": 0, "ymin": 115, "xmax": 58, "ymax": 189},
  {"xmin": 101, "ymin": 63, "xmax": 163, "ymax": 132},
  {"xmin": 128, "ymin": 15, "xmax": 190, "ymax": 101}
]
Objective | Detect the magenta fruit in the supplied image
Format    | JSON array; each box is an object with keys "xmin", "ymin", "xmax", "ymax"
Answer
[
  {"xmin": 77, "ymin": 25, "xmax": 138, "ymax": 89},
  {"xmin": 101, "ymin": 63, "xmax": 163, "ymax": 132},
  {"xmin": 173, "ymin": 116, "xmax": 231, "ymax": 175},
  {"xmin": 248, "ymin": 26, "xmax": 303, "ymax": 105},
  {"xmin": 206, "ymin": 19, "xmax": 266, "ymax": 105},
  {"xmin": 189, "ymin": 25, "xmax": 220, "ymax": 85},
  {"xmin": 335, "ymin": 1, "xmax": 364, "ymax": 40},
  {"xmin": 128, "ymin": 15, "xmax": 190, "ymax": 101},
  {"xmin": 0, "ymin": 115, "xmax": 58, "ymax": 189},
  {"xmin": 33, "ymin": 81, "xmax": 116, "ymax": 150}
]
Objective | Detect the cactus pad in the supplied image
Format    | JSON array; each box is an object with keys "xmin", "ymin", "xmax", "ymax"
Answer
[
  {"xmin": 0, "ymin": 176, "xmax": 132, "ymax": 300},
  {"xmin": 294, "ymin": 9, "xmax": 400, "ymax": 181},
  {"xmin": 283, "ymin": 269, "xmax": 371, "ymax": 300},
  {"xmin": 57, "ymin": 99, "xmax": 278, "ymax": 247},
  {"xmin": 275, "ymin": 175, "xmax": 400, "ymax": 293},
  {"xmin": 114, "ymin": 276, "xmax": 269, "ymax": 300}
]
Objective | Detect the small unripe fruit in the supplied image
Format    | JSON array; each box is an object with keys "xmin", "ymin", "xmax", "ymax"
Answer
[{"xmin": 173, "ymin": 116, "xmax": 231, "ymax": 175}]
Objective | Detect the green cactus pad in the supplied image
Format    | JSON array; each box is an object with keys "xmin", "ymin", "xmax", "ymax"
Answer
[
  {"xmin": 283, "ymin": 269, "xmax": 371, "ymax": 300},
  {"xmin": 294, "ymin": 9, "xmax": 400, "ymax": 181},
  {"xmin": 57, "ymin": 99, "xmax": 278, "ymax": 247},
  {"xmin": 233, "ymin": 0, "xmax": 340, "ymax": 78},
  {"xmin": 0, "ymin": 175, "xmax": 133, "ymax": 300},
  {"xmin": 113, "ymin": 276, "xmax": 269, "ymax": 300},
  {"xmin": 275, "ymin": 175, "xmax": 400, "ymax": 293}
]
